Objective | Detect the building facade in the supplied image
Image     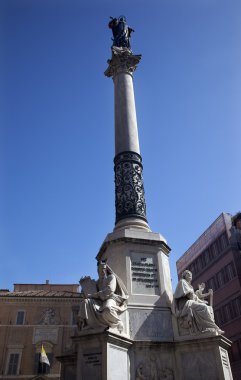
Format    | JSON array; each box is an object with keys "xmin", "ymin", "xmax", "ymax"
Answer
[
  {"xmin": 0, "ymin": 282, "xmax": 80, "ymax": 379},
  {"xmin": 176, "ymin": 212, "xmax": 241, "ymax": 380}
]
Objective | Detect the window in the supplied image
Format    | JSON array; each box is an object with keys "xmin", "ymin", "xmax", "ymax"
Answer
[
  {"xmin": 223, "ymin": 304, "xmax": 232, "ymax": 322},
  {"xmin": 203, "ymin": 250, "xmax": 209, "ymax": 265},
  {"xmin": 214, "ymin": 297, "xmax": 241, "ymax": 327},
  {"xmin": 237, "ymin": 339, "xmax": 241, "ymax": 361},
  {"xmin": 208, "ymin": 247, "xmax": 214, "ymax": 261},
  {"xmin": 207, "ymin": 263, "xmax": 236, "ymax": 293},
  {"xmin": 226, "ymin": 262, "xmax": 236, "ymax": 281},
  {"xmin": 229, "ymin": 299, "xmax": 238, "ymax": 319},
  {"xmin": 16, "ymin": 311, "xmax": 25, "ymax": 325},
  {"xmin": 193, "ymin": 260, "xmax": 199, "ymax": 275},
  {"xmin": 189, "ymin": 263, "xmax": 195, "ymax": 274},
  {"xmin": 229, "ymin": 346, "xmax": 235, "ymax": 362},
  {"xmin": 220, "ymin": 306, "xmax": 227, "ymax": 324},
  {"xmin": 35, "ymin": 353, "xmax": 53, "ymax": 374},
  {"xmin": 230, "ymin": 340, "xmax": 241, "ymax": 362},
  {"xmin": 207, "ymin": 277, "xmax": 217, "ymax": 292},
  {"xmin": 215, "ymin": 238, "xmax": 222, "ymax": 255},
  {"xmin": 216, "ymin": 271, "xmax": 224, "ymax": 288},
  {"xmin": 236, "ymin": 296, "xmax": 241, "ymax": 315},
  {"xmin": 206, "ymin": 278, "xmax": 211, "ymax": 290},
  {"xmin": 214, "ymin": 309, "xmax": 221, "ymax": 325},
  {"xmin": 198, "ymin": 256, "xmax": 204, "ymax": 271},
  {"xmin": 71, "ymin": 306, "xmax": 79, "ymax": 325},
  {"xmin": 200, "ymin": 253, "xmax": 206, "ymax": 269},
  {"xmin": 220, "ymin": 232, "xmax": 229, "ymax": 250},
  {"xmin": 222, "ymin": 268, "xmax": 228, "ymax": 284},
  {"xmin": 7, "ymin": 353, "xmax": 20, "ymax": 375},
  {"xmin": 210, "ymin": 242, "xmax": 218, "ymax": 257}
]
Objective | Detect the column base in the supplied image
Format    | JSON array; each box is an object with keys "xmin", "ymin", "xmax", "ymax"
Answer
[{"xmin": 114, "ymin": 217, "xmax": 151, "ymax": 232}]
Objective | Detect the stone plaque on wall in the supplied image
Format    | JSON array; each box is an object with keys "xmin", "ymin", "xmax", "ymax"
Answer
[
  {"xmin": 131, "ymin": 252, "xmax": 159, "ymax": 295},
  {"xmin": 181, "ymin": 350, "xmax": 217, "ymax": 380},
  {"xmin": 108, "ymin": 345, "xmax": 128, "ymax": 380},
  {"xmin": 219, "ymin": 347, "xmax": 233, "ymax": 379},
  {"xmin": 129, "ymin": 309, "xmax": 173, "ymax": 341},
  {"xmin": 33, "ymin": 327, "xmax": 59, "ymax": 344},
  {"xmin": 82, "ymin": 350, "xmax": 102, "ymax": 380}
]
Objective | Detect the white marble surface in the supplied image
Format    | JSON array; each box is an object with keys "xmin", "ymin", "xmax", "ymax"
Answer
[
  {"xmin": 129, "ymin": 308, "xmax": 173, "ymax": 341},
  {"xmin": 107, "ymin": 344, "xmax": 129, "ymax": 380},
  {"xmin": 114, "ymin": 72, "xmax": 140, "ymax": 155}
]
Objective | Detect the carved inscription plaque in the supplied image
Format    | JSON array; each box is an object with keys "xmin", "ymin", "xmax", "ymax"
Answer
[
  {"xmin": 220, "ymin": 347, "xmax": 232, "ymax": 379},
  {"xmin": 33, "ymin": 327, "xmax": 58, "ymax": 344},
  {"xmin": 129, "ymin": 309, "xmax": 173, "ymax": 340},
  {"xmin": 82, "ymin": 351, "xmax": 102, "ymax": 380},
  {"xmin": 131, "ymin": 252, "xmax": 159, "ymax": 295}
]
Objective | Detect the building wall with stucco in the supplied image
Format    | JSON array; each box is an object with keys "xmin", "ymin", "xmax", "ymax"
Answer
[{"xmin": 0, "ymin": 282, "xmax": 80, "ymax": 379}]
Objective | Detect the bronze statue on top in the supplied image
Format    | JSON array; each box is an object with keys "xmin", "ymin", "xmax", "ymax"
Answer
[{"xmin": 108, "ymin": 16, "xmax": 134, "ymax": 50}]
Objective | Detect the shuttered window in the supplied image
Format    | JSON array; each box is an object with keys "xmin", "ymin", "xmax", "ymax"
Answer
[
  {"xmin": 7, "ymin": 353, "xmax": 19, "ymax": 375},
  {"xmin": 16, "ymin": 311, "xmax": 25, "ymax": 325}
]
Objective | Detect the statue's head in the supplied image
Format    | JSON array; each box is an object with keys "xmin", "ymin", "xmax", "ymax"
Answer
[
  {"xmin": 232, "ymin": 212, "xmax": 241, "ymax": 230},
  {"xmin": 119, "ymin": 16, "xmax": 126, "ymax": 23},
  {"xmin": 198, "ymin": 282, "xmax": 205, "ymax": 291},
  {"xmin": 98, "ymin": 261, "xmax": 108, "ymax": 278},
  {"xmin": 182, "ymin": 270, "xmax": 192, "ymax": 282}
]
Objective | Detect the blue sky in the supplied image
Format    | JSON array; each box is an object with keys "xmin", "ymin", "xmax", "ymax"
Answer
[{"xmin": 1, "ymin": 0, "xmax": 240, "ymax": 290}]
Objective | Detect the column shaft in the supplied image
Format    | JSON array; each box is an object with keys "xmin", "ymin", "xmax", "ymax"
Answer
[
  {"xmin": 105, "ymin": 47, "xmax": 149, "ymax": 230},
  {"xmin": 114, "ymin": 72, "xmax": 140, "ymax": 155}
]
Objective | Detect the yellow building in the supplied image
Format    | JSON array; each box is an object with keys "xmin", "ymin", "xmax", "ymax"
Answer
[{"xmin": 0, "ymin": 282, "xmax": 80, "ymax": 379}]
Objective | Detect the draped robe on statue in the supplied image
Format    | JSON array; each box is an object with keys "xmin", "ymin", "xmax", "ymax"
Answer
[
  {"xmin": 174, "ymin": 278, "xmax": 222, "ymax": 334},
  {"xmin": 78, "ymin": 265, "xmax": 128, "ymax": 331}
]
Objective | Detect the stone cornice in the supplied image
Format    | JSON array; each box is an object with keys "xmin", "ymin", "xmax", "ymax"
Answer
[
  {"xmin": 96, "ymin": 236, "xmax": 170, "ymax": 262},
  {"xmin": 104, "ymin": 47, "xmax": 141, "ymax": 78},
  {"xmin": 0, "ymin": 297, "xmax": 80, "ymax": 303},
  {"xmin": 0, "ymin": 324, "xmax": 76, "ymax": 328},
  {"xmin": 73, "ymin": 330, "xmax": 133, "ymax": 349},
  {"xmin": 0, "ymin": 376, "xmax": 59, "ymax": 379}
]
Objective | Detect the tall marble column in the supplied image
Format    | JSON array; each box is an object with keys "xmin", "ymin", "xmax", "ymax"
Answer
[
  {"xmin": 105, "ymin": 47, "xmax": 150, "ymax": 231},
  {"xmin": 57, "ymin": 18, "xmax": 234, "ymax": 380}
]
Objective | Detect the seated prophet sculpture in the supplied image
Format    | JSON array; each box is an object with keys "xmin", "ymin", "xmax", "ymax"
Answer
[
  {"xmin": 174, "ymin": 270, "xmax": 224, "ymax": 335},
  {"xmin": 77, "ymin": 261, "xmax": 128, "ymax": 332}
]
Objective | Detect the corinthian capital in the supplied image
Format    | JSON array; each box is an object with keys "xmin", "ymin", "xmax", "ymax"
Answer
[{"xmin": 104, "ymin": 46, "xmax": 142, "ymax": 78}]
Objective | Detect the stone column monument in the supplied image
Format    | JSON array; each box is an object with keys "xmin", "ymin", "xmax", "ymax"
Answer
[
  {"xmin": 105, "ymin": 44, "xmax": 148, "ymax": 231},
  {"xmin": 57, "ymin": 16, "xmax": 233, "ymax": 380}
]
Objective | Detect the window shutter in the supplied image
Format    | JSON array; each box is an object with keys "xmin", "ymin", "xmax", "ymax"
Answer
[{"xmin": 8, "ymin": 353, "xmax": 19, "ymax": 375}]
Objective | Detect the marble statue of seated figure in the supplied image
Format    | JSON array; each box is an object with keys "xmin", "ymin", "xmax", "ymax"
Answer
[
  {"xmin": 77, "ymin": 262, "xmax": 128, "ymax": 332},
  {"xmin": 174, "ymin": 270, "xmax": 224, "ymax": 335}
]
